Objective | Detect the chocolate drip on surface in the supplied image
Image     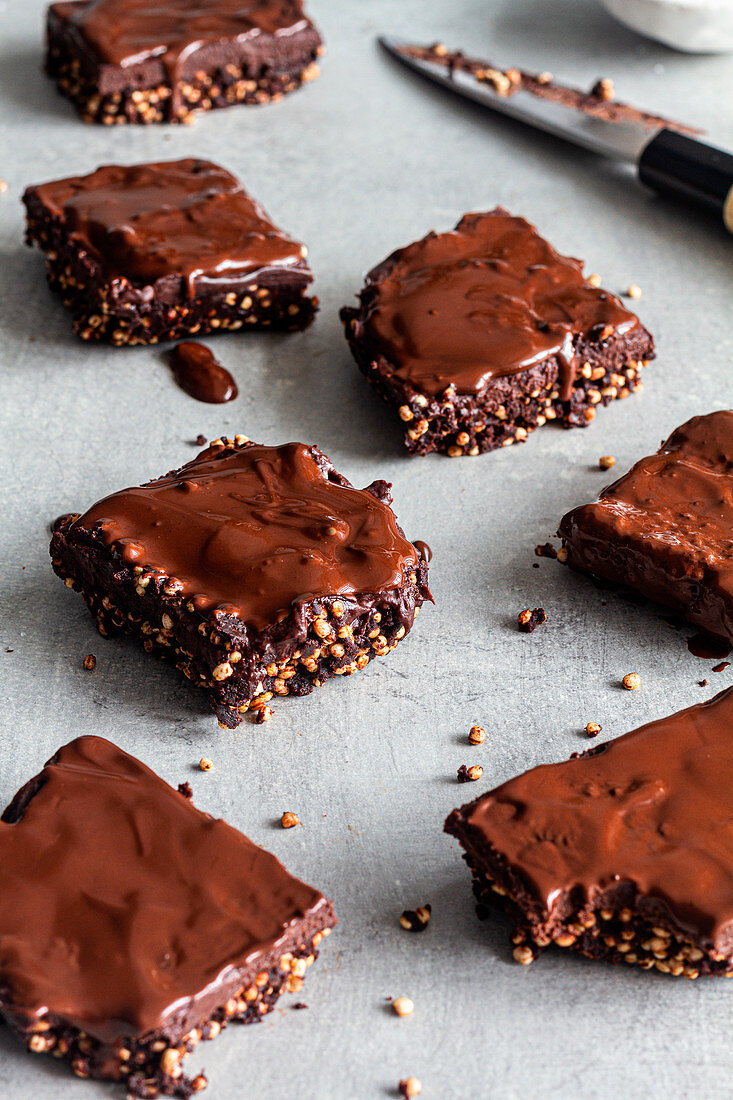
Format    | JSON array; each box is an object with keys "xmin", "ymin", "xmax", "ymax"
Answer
[{"xmin": 169, "ymin": 341, "xmax": 238, "ymax": 403}]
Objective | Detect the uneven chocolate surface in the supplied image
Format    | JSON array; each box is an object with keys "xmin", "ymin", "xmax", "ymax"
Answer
[
  {"xmin": 30, "ymin": 159, "xmax": 308, "ymax": 297},
  {"xmin": 66, "ymin": 441, "xmax": 421, "ymax": 632},
  {"xmin": 0, "ymin": 735, "xmax": 332, "ymax": 1044},
  {"xmin": 169, "ymin": 341, "xmax": 238, "ymax": 403},
  {"xmin": 560, "ymin": 411, "xmax": 733, "ymax": 643},
  {"xmin": 353, "ymin": 209, "xmax": 640, "ymax": 398},
  {"xmin": 452, "ymin": 688, "xmax": 733, "ymax": 952}
]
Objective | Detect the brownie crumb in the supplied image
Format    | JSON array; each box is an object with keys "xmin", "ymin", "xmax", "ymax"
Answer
[
  {"xmin": 517, "ymin": 608, "xmax": 548, "ymax": 633},
  {"xmin": 699, "ymin": 680, "xmax": 709, "ymax": 687},
  {"xmin": 399, "ymin": 904, "xmax": 432, "ymax": 933},
  {"xmin": 292, "ymin": 1002, "xmax": 308, "ymax": 1010},
  {"xmin": 457, "ymin": 764, "xmax": 482, "ymax": 783},
  {"xmin": 194, "ymin": 434, "xmax": 207, "ymax": 446},
  {"xmin": 82, "ymin": 654, "xmax": 96, "ymax": 671},
  {"xmin": 177, "ymin": 781, "xmax": 193, "ymax": 799},
  {"xmin": 534, "ymin": 543, "xmax": 557, "ymax": 560},
  {"xmin": 585, "ymin": 722, "xmax": 602, "ymax": 738}
]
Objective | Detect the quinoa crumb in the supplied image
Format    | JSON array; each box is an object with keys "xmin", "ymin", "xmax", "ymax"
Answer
[
  {"xmin": 177, "ymin": 781, "xmax": 193, "ymax": 799},
  {"xmin": 534, "ymin": 542, "xmax": 557, "ymax": 560},
  {"xmin": 517, "ymin": 607, "xmax": 547, "ymax": 633},
  {"xmin": 585, "ymin": 722, "xmax": 602, "ymax": 738},
  {"xmin": 591, "ymin": 77, "xmax": 615, "ymax": 100},
  {"xmin": 82, "ymin": 654, "xmax": 96, "ymax": 671},
  {"xmin": 598, "ymin": 455, "xmax": 616, "ymax": 469},
  {"xmin": 699, "ymin": 679, "xmax": 709, "ymax": 687},
  {"xmin": 199, "ymin": 757, "xmax": 214, "ymax": 771},
  {"xmin": 622, "ymin": 672, "xmax": 641, "ymax": 691},
  {"xmin": 0, "ymin": 179, "xmax": 8, "ymax": 194},
  {"xmin": 399, "ymin": 904, "xmax": 432, "ymax": 932},
  {"xmin": 457, "ymin": 764, "xmax": 483, "ymax": 783},
  {"xmin": 191, "ymin": 1075, "xmax": 208, "ymax": 1093},
  {"xmin": 587, "ymin": 272, "xmax": 602, "ymax": 288},
  {"xmin": 392, "ymin": 996, "xmax": 414, "ymax": 1017},
  {"xmin": 557, "ymin": 547, "xmax": 568, "ymax": 564},
  {"xmin": 281, "ymin": 811, "xmax": 300, "ymax": 829},
  {"xmin": 256, "ymin": 705, "xmax": 273, "ymax": 723},
  {"xmin": 468, "ymin": 724, "xmax": 486, "ymax": 745},
  {"xmin": 399, "ymin": 1079, "xmax": 422, "ymax": 1098},
  {"xmin": 626, "ymin": 284, "xmax": 642, "ymax": 299}
]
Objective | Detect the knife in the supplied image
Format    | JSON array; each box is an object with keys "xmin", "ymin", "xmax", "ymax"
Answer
[{"xmin": 379, "ymin": 36, "xmax": 733, "ymax": 235}]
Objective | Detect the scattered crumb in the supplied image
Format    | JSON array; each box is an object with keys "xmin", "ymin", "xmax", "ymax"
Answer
[
  {"xmin": 557, "ymin": 547, "xmax": 568, "ymax": 563},
  {"xmin": 392, "ymin": 996, "xmax": 414, "ymax": 1018},
  {"xmin": 537, "ymin": 71, "xmax": 553, "ymax": 84},
  {"xmin": 468, "ymin": 724, "xmax": 486, "ymax": 745},
  {"xmin": 399, "ymin": 1079, "xmax": 422, "ymax": 1098},
  {"xmin": 292, "ymin": 1002, "xmax": 308, "ymax": 1010},
  {"xmin": 399, "ymin": 904, "xmax": 432, "ymax": 933},
  {"xmin": 585, "ymin": 722, "xmax": 602, "ymax": 738},
  {"xmin": 699, "ymin": 680, "xmax": 709, "ymax": 687},
  {"xmin": 626, "ymin": 284, "xmax": 642, "ymax": 299},
  {"xmin": 195, "ymin": 433, "xmax": 207, "ymax": 446},
  {"xmin": 177, "ymin": 781, "xmax": 193, "ymax": 799},
  {"xmin": 82, "ymin": 654, "xmax": 96, "ymax": 671},
  {"xmin": 518, "ymin": 607, "xmax": 547, "ymax": 633},
  {"xmin": 622, "ymin": 672, "xmax": 641, "ymax": 691},
  {"xmin": 191, "ymin": 1075, "xmax": 207, "ymax": 1093},
  {"xmin": 0, "ymin": 179, "xmax": 7, "ymax": 194},
  {"xmin": 534, "ymin": 542, "xmax": 557, "ymax": 560},
  {"xmin": 598, "ymin": 455, "xmax": 616, "ymax": 470},
  {"xmin": 713, "ymin": 662, "xmax": 730, "ymax": 673},
  {"xmin": 591, "ymin": 77, "xmax": 614, "ymax": 100},
  {"xmin": 587, "ymin": 272, "xmax": 602, "ymax": 288},
  {"xmin": 457, "ymin": 764, "xmax": 483, "ymax": 783},
  {"xmin": 532, "ymin": 562, "xmax": 540, "ymax": 569},
  {"xmin": 281, "ymin": 811, "xmax": 300, "ymax": 829},
  {"xmin": 6, "ymin": 648, "xmax": 13, "ymax": 654},
  {"xmin": 199, "ymin": 757, "xmax": 214, "ymax": 771},
  {"xmin": 256, "ymin": 705, "xmax": 273, "ymax": 723}
]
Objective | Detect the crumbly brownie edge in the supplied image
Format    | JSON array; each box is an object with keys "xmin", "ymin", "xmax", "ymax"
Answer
[
  {"xmin": 46, "ymin": 8, "xmax": 323, "ymax": 124},
  {"xmin": 50, "ymin": 439, "xmax": 430, "ymax": 728},
  {"xmin": 445, "ymin": 808, "xmax": 730, "ymax": 979},
  {"xmin": 23, "ymin": 194, "xmax": 317, "ymax": 345},
  {"xmin": 342, "ymin": 305, "xmax": 653, "ymax": 456}
]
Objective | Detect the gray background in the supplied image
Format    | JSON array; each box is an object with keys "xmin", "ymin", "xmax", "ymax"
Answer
[{"xmin": 1, "ymin": 0, "xmax": 732, "ymax": 1097}]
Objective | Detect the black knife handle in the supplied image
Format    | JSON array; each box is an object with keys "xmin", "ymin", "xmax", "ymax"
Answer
[{"xmin": 638, "ymin": 129, "xmax": 733, "ymax": 233}]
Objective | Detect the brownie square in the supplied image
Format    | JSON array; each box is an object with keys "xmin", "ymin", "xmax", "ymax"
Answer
[
  {"xmin": 46, "ymin": 0, "xmax": 323, "ymax": 124},
  {"xmin": 341, "ymin": 209, "xmax": 655, "ymax": 456},
  {"xmin": 23, "ymin": 158, "xmax": 317, "ymax": 345},
  {"xmin": 0, "ymin": 735, "xmax": 336, "ymax": 1096},
  {"xmin": 446, "ymin": 688, "xmax": 733, "ymax": 978},
  {"xmin": 51, "ymin": 438, "xmax": 431, "ymax": 727},
  {"xmin": 559, "ymin": 411, "xmax": 733, "ymax": 643}
]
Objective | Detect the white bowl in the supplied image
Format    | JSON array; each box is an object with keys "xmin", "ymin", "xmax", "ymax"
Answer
[{"xmin": 600, "ymin": 0, "xmax": 733, "ymax": 52}]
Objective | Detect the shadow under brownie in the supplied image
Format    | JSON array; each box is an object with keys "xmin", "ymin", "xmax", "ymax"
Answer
[
  {"xmin": 341, "ymin": 209, "xmax": 654, "ymax": 456},
  {"xmin": 50, "ymin": 438, "xmax": 431, "ymax": 728},
  {"xmin": 0, "ymin": 735, "xmax": 336, "ymax": 1097},
  {"xmin": 45, "ymin": 0, "xmax": 323, "ymax": 124},
  {"xmin": 23, "ymin": 157, "xmax": 317, "ymax": 345}
]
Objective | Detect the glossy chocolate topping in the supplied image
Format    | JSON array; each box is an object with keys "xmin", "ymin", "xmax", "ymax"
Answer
[
  {"xmin": 360, "ymin": 210, "xmax": 639, "ymax": 397},
  {"xmin": 560, "ymin": 411, "xmax": 733, "ymax": 641},
  {"xmin": 69, "ymin": 442, "xmax": 420, "ymax": 631},
  {"xmin": 169, "ymin": 341, "xmax": 238, "ymax": 403},
  {"xmin": 33, "ymin": 159, "xmax": 306, "ymax": 297},
  {"xmin": 71, "ymin": 0, "xmax": 312, "ymax": 70},
  {"xmin": 0, "ymin": 735, "xmax": 330, "ymax": 1043},
  {"xmin": 465, "ymin": 688, "xmax": 733, "ymax": 950}
]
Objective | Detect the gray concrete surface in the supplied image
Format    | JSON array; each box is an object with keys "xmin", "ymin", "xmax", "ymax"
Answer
[{"xmin": 1, "ymin": 0, "xmax": 732, "ymax": 1097}]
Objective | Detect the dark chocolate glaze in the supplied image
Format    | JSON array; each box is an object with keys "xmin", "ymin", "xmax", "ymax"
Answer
[
  {"xmin": 32, "ymin": 159, "xmax": 307, "ymax": 298},
  {"xmin": 459, "ymin": 688, "xmax": 733, "ymax": 951},
  {"xmin": 414, "ymin": 539, "xmax": 432, "ymax": 563},
  {"xmin": 356, "ymin": 210, "xmax": 639, "ymax": 398},
  {"xmin": 0, "ymin": 735, "xmax": 333, "ymax": 1044},
  {"xmin": 67, "ymin": 441, "xmax": 421, "ymax": 632},
  {"xmin": 169, "ymin": 341, "xmax": 238, "ymax": 403},
  {"xmin": 560, "ymin": 411, "xmax": 733, "ymax": 644}
]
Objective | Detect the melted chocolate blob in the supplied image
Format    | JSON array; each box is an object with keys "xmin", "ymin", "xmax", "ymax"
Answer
[
  {"xmin": 464, "ymin": 688, "xmax": 733, "ymax": 950},
  {"xmin": 169, "ymin": 342, "xmax": 237, "ymax": 403},
  {"xmin": 0, "ymin": 735, "xmax": 331, "ymax": 1044},
  {"xmin": 713, "ymin": 662, "xmax": 731, "ymax": 673},
  {"xmin": 687, "ymin": 632, "xmax": 731, "ymax": 660},
  {"xmin": 414, "ymin": 539, "xmax": 432, "ymax": 563},
  {"xmin": 32, "ymin": 159, "xmax": 305, "ymax": 298},
  {"xmin": 360, "ymin": 210, "xmax": 639, "ymax": 398},
  {"xmin": 69, "ymin": 442, "xmax": 420, "ymax": 632}
]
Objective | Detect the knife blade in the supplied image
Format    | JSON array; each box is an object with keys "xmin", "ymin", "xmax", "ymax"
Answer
[{"xmin": 379, "ymin": 36, "xmax": 733, "ymax": 234}]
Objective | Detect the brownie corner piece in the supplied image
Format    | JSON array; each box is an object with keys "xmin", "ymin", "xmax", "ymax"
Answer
[
  {"xmin": 23, "ymin": 157, "xmax": 316, "ymax": 345},
  {"xmin": 0, "ymin": 735, "xmax": 336, "ymax": 1097},
  {"xmin": 46, "ymin": 0, "xmax": 323, "ymax": 124},
  {"xmin": 50, "ymin": 438, "xmax": 431, "ymax": 728},
  {"xmin": 558, "ymin": 409, "xmax": 733, "ymax": 644},
  {"xmin": 341, "ymin": 208, "xmax": 654, "ymax": 457},
  {"xmin": 446, "ymin": 688, "xmax": 733, "ymax": 979}
]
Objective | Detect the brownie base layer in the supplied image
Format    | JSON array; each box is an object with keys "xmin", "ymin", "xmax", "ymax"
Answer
[
  {"xmin": 50, "ymin": 439, "xmax": 429, "ymax": 728},
  {"xmin": 342, "ymin": 308, "xmax": 654, "ymax": 456},
  {"xmin": 46, "ymin": 5, "xmax": 323, "ymax": 124},
  {"xmin": 446, "ymin": 812, "xmax": 730, "ymax": 980},
  {"xmin": 23, "ymin": 194, "xmax": 316, "ymax": 346},
  {"xmin": 6, "ymin": 933, "xmax": 333, "ymax": 1098}
]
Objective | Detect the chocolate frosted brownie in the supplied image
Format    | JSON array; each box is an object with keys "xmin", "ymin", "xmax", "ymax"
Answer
[
  {"xmin": 0, "ymin": 735, "xmax": 336, "ymax": 1096},
  {"xmin": 341, "ymin": 209, "xmax": 654, "ymax": 456},
  {"xmin": 23, "ymin": 158, "xmax": 316, "ymax": 345},
  {"xmin": 446, "ymin": 688, "xmax": 733, "ymax": 978},
  {"xmin": 46, "ymin": 0, "xmax": 323, "ymax": 124},
  {"xmin": 51, "ymin": 438, "xmax": 431, "ymax": 727},
  {"xmin": 559, "ymin": 411, "xmax": 733, "ymax": 643}
]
